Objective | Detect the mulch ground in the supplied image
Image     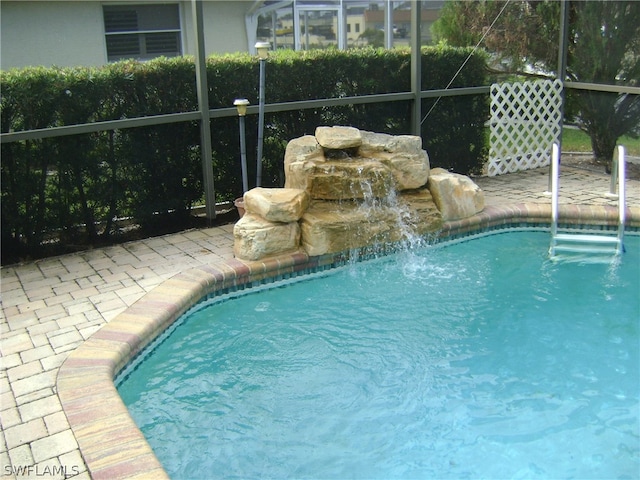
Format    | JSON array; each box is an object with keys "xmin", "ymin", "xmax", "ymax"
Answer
[{"xmin": 561, "ymin": 152, "xmax": 640, "ymax": 181}]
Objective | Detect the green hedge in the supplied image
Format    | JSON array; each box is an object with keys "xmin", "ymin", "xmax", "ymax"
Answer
[{"xmin": 1, "ymin": 47, "xmax": 487, "ymax": 263}]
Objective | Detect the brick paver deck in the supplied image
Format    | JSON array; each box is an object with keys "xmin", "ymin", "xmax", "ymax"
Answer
[{"xmin": 1, "ymin": 164, "xmax": 639, "ymax": 479}]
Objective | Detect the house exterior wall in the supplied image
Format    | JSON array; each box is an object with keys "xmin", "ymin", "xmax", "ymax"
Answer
[
  {"xmin": 1, "ymin": 2, "xmax": 106, "ymax": 69},
  {"xmin": 183, "ymin": 1, "xmax": 251, "ymax": 59},
  {"xmin": 1, "ymin": 0, "xmax": 252, "ymax": 71}
]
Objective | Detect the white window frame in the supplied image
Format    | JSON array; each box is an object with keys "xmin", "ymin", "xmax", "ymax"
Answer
[
  {"xmin": 248, "ymin": 1, "xmax": 398, "ymax": 53},
  {"xmin": 293, "ymin": 3, "xmax": 345, "ymax": 50}
]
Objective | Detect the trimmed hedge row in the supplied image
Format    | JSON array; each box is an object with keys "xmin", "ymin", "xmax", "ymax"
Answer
[{"xmin": 1, "ymin": 47, "xmax": 488, "ymax": 262}]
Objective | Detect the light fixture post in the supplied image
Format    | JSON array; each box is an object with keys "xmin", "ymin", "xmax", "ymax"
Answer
[
  {"xmin": 234, "ymin": 98, "xmax": 250, "ymax": 194},
  {"xmin": 255, "ymin": 42, "xmax": 270, "ymax": 187}
]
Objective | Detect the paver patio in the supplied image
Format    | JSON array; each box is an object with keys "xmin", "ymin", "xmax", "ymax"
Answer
[{"xmin": 1, "ymin": 164, "xmax": 639, "ymax": 479}]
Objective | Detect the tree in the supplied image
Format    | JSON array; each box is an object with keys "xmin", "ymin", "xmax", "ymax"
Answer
[
  {"xmin": 432, "ymin": 0, "xmax": 640, "ymax": 169},
  {"xmin": 359, "ymin": 28, "xmax": 385, "ymax": 48}
]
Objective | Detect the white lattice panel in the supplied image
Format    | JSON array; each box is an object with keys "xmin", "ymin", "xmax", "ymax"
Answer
[{"xmin": 487, "ymin": 79, "xmax": 563, "ymax": 176}]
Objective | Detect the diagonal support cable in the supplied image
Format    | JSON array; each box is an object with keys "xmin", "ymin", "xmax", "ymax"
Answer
[{"xmin": 420, "ymin": 0, "xmax": 511, "ymax": 126}]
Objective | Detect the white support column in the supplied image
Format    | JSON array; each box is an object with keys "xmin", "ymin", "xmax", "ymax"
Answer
[
  {"xmin": 338, "ymin": 0, "xmax": 347, "ymax": 50},
  {"xmin": 385, "ymin": 0, "xmax": 393, "ymax": 49}
]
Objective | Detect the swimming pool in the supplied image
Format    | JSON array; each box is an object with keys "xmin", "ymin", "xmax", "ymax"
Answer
[{"xmin": 118, "ymin": 230, "xmax": 639, "ymax": 479}]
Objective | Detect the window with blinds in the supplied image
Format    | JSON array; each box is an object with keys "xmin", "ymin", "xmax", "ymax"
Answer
[{"xmin": 103, "ymin": 4, "xmax": 182, "ymax": 62}]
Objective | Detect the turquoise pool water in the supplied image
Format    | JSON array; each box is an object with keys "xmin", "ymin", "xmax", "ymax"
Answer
[{"xmin": 118, "ymin": 231, "xmax": 639, "ymax": 479}]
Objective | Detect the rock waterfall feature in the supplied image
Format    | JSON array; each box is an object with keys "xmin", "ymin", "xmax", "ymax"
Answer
[{"xmin": 234, "ymin": 126, "xmax": 484, "ymax": 261}]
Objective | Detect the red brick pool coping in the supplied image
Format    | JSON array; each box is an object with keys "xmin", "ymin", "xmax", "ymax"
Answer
[{"xmin": 56, "ymin": 203, "xmax": 640, "ymax": 479}]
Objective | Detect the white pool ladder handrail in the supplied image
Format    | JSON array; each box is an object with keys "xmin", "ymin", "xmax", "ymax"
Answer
[
  {"xmin": 615, "ymin": 145, "xmax": 627, "ymax": 247},
  {"xmin": 550, "ymin": 143, "xmax": 560, "ymax": 242},
  {"xmin": 549, "ymin": 143, "xmax": 626, "ymax": 258}
]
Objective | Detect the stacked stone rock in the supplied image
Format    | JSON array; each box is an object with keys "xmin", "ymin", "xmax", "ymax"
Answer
[
  {"xmin": 234, "ymin": 126, "xmax": 484, "ymax": 261},
  {"xmin": 233, "ymin": 187, "xmax": 309, "ymax": 261}
]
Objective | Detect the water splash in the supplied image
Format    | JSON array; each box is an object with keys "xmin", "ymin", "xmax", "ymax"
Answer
[{"xmin": 344, "ymin": 166, "xmax": 427, "ymax": 262}]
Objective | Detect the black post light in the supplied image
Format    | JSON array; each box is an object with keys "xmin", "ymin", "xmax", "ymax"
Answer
[
  {"xmin": 255, "ymin": 41, "xmax": 270, "ymax": 187},
  {"xmin": 234, "ymin": 98, "xmax": 250, "ymax": 194}
]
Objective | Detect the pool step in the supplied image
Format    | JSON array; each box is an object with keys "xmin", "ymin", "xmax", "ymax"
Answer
[
  {"xmin": 550, "ymin": 233, "xmax": 624, "ymax": 257},
  {"xmin": 553, "ymin": 233, "xmax": 620, "ymax": 245},
  {"xmin": 548, "ymin": 143, "xmax": 627, "ymax": 261}
]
